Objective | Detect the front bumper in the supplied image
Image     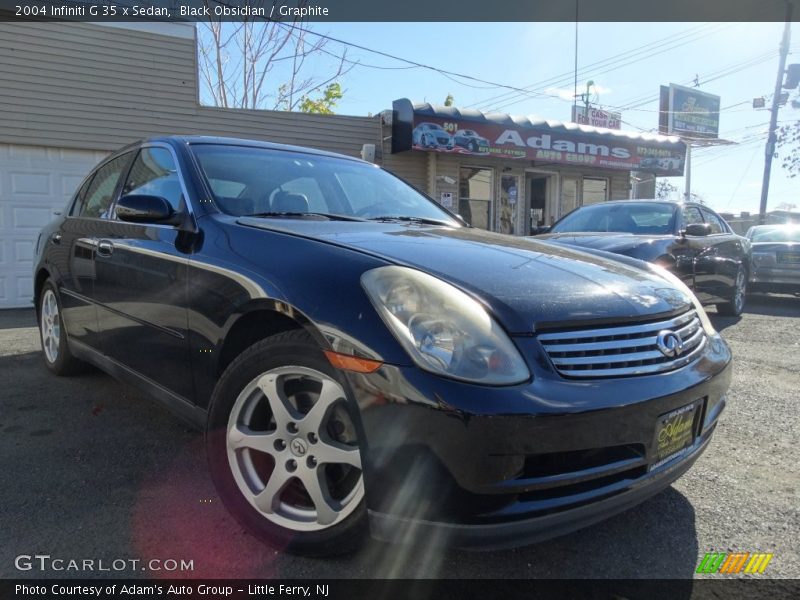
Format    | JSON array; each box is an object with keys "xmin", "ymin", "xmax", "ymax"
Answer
[
  {"xmin": 368, "ymin": 425, "xmax": 714, "ymax": 550},
  {"xmin": 347, "ymin": 332, "xmax": 731, "ymax": 548}
]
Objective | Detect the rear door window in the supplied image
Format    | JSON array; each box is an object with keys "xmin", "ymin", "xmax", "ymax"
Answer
[
  {"xmin": 75, "ymin": 153, "xmax": 133, "ymax": 219},
  {"xmin": 700, "ymin": 208, "xmax": 725, "ymax": 234},
  {"xmin": 682, "ymin": 206, "xmax": 704, "ymax": 228}
]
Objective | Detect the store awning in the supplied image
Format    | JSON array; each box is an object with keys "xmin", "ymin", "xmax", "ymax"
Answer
[{"xmin": 391, "ymin": 98, "xmax": 687, "ymax": 176}]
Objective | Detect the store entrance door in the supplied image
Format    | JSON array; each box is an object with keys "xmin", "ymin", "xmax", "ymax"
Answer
[{"xmin": 526, "ymin": 172, "xmax": 555, "ymax": 234}]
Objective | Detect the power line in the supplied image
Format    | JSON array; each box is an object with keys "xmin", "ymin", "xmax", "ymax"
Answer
[
  {"xmin": 468, "ymin": 23, "xmax": 725, "ymax": 111},
  {"xmin": 208, "ymin": 1, "xmax": 572, "ymax": 103}
]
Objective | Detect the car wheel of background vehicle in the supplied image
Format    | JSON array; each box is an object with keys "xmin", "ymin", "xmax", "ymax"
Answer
[
  {"xmin": 716, "ymin": 266, "xmax": 747, "ymax": 316},
  {"xmin": 38, "ymin": 280, "xmax": 87, "ymax": 376},
  {"xmin": 206, "ymin": 330, "xmax": 368, "ymax": 557},
  {"xmin": 468, "ymin": 140, "xmax": 477, "ymax": 152}
]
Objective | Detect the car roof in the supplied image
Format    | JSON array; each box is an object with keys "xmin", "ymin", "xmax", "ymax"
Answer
[
  {"xmin": 137, "ymin": 135, "xmax": 369, "ymax": 164},
  {"xmin": 584, "ymin": 199, "xmax": 696, "ymax": 209}
]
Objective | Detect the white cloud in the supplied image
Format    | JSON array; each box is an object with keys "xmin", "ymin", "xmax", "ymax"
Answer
[{"xmin": 544, "ymin": 85, "xmax": 613, "ymax": 102}]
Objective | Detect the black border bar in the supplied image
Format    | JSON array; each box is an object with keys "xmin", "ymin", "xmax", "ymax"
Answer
[{"xmin": 1, "ymin": 0, "xmax": 798, "ymax": 22}]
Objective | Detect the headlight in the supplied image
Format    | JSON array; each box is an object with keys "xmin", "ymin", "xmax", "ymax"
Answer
[
  {"xmin": 361, "ymin": 266, "xmax": 530, "ymax": 385},
  {"xmin": 649, "ymin": 264, "xmax": 717, "ymax": 336}
]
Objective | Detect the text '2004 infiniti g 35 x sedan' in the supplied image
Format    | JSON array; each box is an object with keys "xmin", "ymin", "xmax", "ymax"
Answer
[{"xmin": 34, "ymin": 136, "xmax": 731, "ymax": 556}]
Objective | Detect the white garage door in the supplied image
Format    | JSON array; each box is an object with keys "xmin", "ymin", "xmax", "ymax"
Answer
[{"xmin": 0, "ymin": 144, "xmax": 107, "ymax": 308}]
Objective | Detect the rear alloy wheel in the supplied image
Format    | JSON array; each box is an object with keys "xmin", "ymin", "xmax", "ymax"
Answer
[
  {"xmin": 716, "ymin": 266, "xmax": 747, "ymax": 316},
  {"xmin": 207, "ymin": 331, "xmax": 368, "ymax": 556},
  {"xmin": 38, "ymin": 280, "xmax": 85, "ymax": 375}
]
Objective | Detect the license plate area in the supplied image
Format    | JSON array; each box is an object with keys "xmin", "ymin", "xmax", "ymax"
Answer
[
  {"xmin": 778, "ymin": 252, "xmax": 800, "ymax": 264},
  {"xmin": 650, "ymin": 400, "xmax": 703, "ymax": 471}
]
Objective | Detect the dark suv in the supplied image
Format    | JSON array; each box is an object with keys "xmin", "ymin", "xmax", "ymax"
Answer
[{"xmin": 34, "ymin": 137, "xmax": 731, "ymax": 556}]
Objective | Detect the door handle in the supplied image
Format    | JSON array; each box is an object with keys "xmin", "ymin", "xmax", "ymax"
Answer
[
  {"xmin": 50, "ymin": 232, "xmax": 62, "ymax": 245},
  {"xmin": 96, "ymin": 240, "xmax": 115, "ymax": 257}
]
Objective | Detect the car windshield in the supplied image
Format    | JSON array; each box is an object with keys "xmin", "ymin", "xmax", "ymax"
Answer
[
  {"xmin": 748, "ymin": 226, "xmax": 800, "ymax": 242},
  {"xmin": 191, "ymin": 144, "xmax": 459, "ymax": 225},
  {"xmin": 551, "ymin": 202, "xmax": 677, "ymax": 235}
]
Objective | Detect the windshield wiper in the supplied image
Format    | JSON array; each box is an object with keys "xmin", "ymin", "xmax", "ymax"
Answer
[
  {"xmin": 245, "ymin": 212, "xmax": 366, "ymax": 222},
  {"xmin": 367, "ymin": 215, "xmax": 454, "ymax": 226}
]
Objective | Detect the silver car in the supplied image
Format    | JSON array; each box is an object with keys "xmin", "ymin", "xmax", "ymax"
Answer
[{"xmin": 746, "ymin": 224, "xmax": 800, "ymax": 295}]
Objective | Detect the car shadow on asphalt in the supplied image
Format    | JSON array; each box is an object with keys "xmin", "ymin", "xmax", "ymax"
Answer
[{"xmin": 743, "ymin": 293, "xmax": 800, "ymax": 317}]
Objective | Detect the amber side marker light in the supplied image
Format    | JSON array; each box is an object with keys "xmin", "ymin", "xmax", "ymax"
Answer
[{"xmin": 324, "ymin": 350, "xmax": 383, "ymax": 373}]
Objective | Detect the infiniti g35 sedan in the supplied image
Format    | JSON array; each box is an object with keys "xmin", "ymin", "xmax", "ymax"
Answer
[
  {"xmin": 34, "ymin": 137, "xmax": 731, "ymax": 556},
  {"xmin": 536, "ymin": 200, "xmax": 751, "ymax": 316}
]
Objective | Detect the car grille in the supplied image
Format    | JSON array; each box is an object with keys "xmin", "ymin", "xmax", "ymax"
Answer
[
  {"xmin": 437, "ymin": 137, "xmax": 450, "ymax": 144},
  {"xmin": 538, "ymin": 309, "xmax": 706, "ymax": 378}
]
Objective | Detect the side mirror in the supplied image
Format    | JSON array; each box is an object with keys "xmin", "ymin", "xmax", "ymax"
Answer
[
  {"xmin": 116, "ymin": 195, "xmax": 177, "ymax": 225},
  {"xmin": 684, "ymin": 223, "xmax": 712, "ymax": 237}
]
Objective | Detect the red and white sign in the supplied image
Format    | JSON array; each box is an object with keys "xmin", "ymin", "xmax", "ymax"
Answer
[{"xmin": 571, "ymin": 106, "xmax": 622, "ymax": 130}]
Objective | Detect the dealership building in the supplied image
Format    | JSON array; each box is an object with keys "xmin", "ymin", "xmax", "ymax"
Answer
[{"xmin": 0, "ymin": 21, "xmax": 686, "ymax": 308}]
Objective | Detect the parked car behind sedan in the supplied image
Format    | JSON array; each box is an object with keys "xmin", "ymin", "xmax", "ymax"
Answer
[
  {"xmin": 35, "ymin": 138, "xmax": 731, "ymax": 556},
  {"xmin": 746, "ymin": 224, "xmax": 800, "ymax": 295},
  {"xmin": 535, "ymin": 200, "xmax": 751, "ymax": 316}
]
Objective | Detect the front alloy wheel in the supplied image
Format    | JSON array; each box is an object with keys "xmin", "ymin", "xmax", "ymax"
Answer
[
  {"xmin": 207, "ymin": 330, "xmax": 368, "ymax": 556},
  {"xmin": 227, "ymin": 366, "xmax": 363, "ymax": 532}
]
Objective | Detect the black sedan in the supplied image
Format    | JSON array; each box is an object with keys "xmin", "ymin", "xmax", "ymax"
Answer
[
  {"xmin": 34, "ymin": 138, "xmax": 731, "ymax": 556},
  {"xmin": 536, "ymin": 200, "xmax": 751, "ymax": 316}
]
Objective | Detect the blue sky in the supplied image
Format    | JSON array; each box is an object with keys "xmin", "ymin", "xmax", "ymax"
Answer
[{"xmin": 289, "ymin": 21, "xmax": 798, "ymax": 215}]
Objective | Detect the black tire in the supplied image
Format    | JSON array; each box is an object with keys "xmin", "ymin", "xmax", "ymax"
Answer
[
  {"xmin": 206, "ymin": 329, "xmax": 368, "ymax": 557},
  {"xmin": 38, "ymin": 279, "xmax": 87, "ymax": 376},
  {"xmin": 468, "ymin": 140, "xmax": 477, "ymax": 153},
  {"xmin": 716, "ymin": 265, "xmax": 747, "ymax": 316}
]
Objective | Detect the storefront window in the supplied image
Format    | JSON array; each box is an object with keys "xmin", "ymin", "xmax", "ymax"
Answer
[
  {"xmin": 560, "ymin": 176, "xmax": 579, "ymax": 220},
  {"xmin": 582, "ymin": 178, "xmax": 608, "ymax": 206},
  {"xmin": 458, "ymin": 167, "xmax": 493, "ymax": 230}
]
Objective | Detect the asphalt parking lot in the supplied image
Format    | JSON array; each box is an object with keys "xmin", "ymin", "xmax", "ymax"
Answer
[{"xmin": 1, "ymin": 295, "xmax": 798, "ymax": 580}]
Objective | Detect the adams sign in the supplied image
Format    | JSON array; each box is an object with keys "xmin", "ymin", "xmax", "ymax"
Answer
[{"xmin": 391, "ymin": 99, "xmax": 686, "ymax": 176}]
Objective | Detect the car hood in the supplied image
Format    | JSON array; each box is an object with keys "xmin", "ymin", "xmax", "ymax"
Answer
[
  {"xmin": 239, "ymin": 219, "xmax": 693, "ymax": 333},
  {"xmin": 537, "ymin": 232, "xmax": 673, "ymax": 254}
]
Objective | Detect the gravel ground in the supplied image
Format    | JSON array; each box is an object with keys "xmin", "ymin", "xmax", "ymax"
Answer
[{"xmin": 0, "ymin": 295, "xmax": 797, "ymax": 580}]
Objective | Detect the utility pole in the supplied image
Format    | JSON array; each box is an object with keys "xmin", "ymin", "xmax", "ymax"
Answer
[{"xmin": 759, "ymin": 2, "xmax": 793, "ymax": 224}]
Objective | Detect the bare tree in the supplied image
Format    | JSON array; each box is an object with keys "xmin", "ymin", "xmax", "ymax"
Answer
[
  {"xmin": 655, "ymin": 180, "xmax": 678, "ymax": 200},
  {"xmin": 197, "ymin": 1, "xmax": 353, "ymax": 112}
]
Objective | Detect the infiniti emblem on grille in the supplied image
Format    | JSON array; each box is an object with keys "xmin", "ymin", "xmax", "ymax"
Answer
[{"xmin": 656, "ymin": 330, "xmax": 684, "ymax": 358}]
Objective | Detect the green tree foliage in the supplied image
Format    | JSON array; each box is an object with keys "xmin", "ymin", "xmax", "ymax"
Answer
[{"xmin": 299, "ymin": 83, "xmax": 344, "ymax": 115}]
